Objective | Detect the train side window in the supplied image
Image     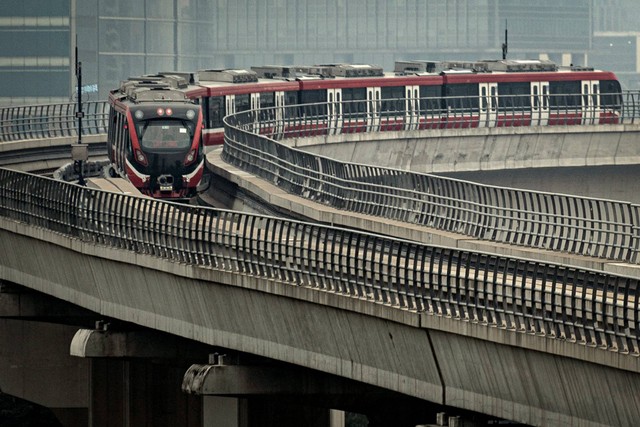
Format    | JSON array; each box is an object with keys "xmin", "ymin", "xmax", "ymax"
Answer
[
  {"xmin": 342, "ymin": 87, "xmax": 367, "ymax": 117},
  {"xmin": 260, "ymin": 92, "xmax": 275, "ymax": 109},
  {"xmin": 300, "ymin": 90, "xmax": 327, "ymax": 116},
  {"xmin": 533, "ymin": 85, "xmax": 539, "ymax": 109},
  {"xmin": 107, "ymin": 108, "xmax": 116, "ymax": 150},
  {"xmin": 258, "ymin": 92, "xmax": 276, "ymax": 121},
  {"xmin": 600, "ymin": 79, "xmax": 622, "ymax": 109},
  {"xmin": 283, "ymin": 91, "xmax": 299, "ymax": 118},
  {"xmin": 284, "ymin": 91, "xmax": 298, "ymax": 105},
  {"xmin": 300, "ymin": 90, "xmax": 326, "ymax": 104},
  {"xmin": 419, "ymin": 85, "xmax": 442, "ymax": 113},
  {"xmin": 235, "ymin": 94, "xmax": 251, "ymax": 113},
  {"xmin": 445, "ymin": 84, "xmax": 479, "ymax": 112},
  {"xmin": 549, "ymin": 81, "xmax": 580, "ymax": 107},
  {"xmin": 380, "ymin": 86, "xmax": 404, "ymax": 116},
  {"xmin": 208, "ymin": 96, "xmax": 225, "ymax": 128},
  {"xmin": 498, "ymin": 82, "xmax": 530, "ymax": 111}
]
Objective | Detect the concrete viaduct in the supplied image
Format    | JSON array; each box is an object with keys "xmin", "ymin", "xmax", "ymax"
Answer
[{"xmin": 1, "ymin": 123, "xmax": 640, "ymax": 427}]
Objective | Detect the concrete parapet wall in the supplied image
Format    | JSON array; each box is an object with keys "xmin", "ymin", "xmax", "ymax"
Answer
[
  {"xmin": 290, "ymin": 125, "xmax": 640, "ymax": 174},
  {"xmin": 1, "ymin": 217, "xmax": 640, "ymax": 426}
]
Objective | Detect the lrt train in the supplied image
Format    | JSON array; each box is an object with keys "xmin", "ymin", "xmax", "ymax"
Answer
[
  {"xmin": 182, "ymin": 59, "xmax": 623, "ymax": 147},
  {"xmin": 107, "ymin": 74, "xmax": 204, "ymax": 199},
  {"xmin": 108, "ymin": 58, "xmax": 622, "ymax": 197}
]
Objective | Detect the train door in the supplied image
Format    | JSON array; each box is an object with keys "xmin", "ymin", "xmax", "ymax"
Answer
[
  {"xmin": 581, "ymin": 80, "xmax": 600, "ymax": 125},
  {"xmin": 405, "ymin": 85, "xmax": 419, "ymax": 130},
  {"xmin": 327, "ymin": 88, "xmax": 342, "ymax": 135},
  {"xmin": 367, "ymin": 87, "xmax": 381, "ymax": 132},
  {"xmin": 274, "ymin": 91, "xmax": 285, "ymax": 139},
  {"xmin": 530, "ymin": 82, "xmax": 550, "ymax": 126},
  {"xmin": 479, "ymin": 82, "xmax": 498, "ymax": 127},
  {"xmin": 250, "ymin": 93, "xmax": 260, "ymax": 130},
  {"xmin": 225, "ymin": 95, "xmax": 236, "ymax": 118}
]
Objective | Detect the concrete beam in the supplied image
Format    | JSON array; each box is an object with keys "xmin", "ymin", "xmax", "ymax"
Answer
[
  {"xmin": 183, "ymin": 362, "xmax": 377, "ymax": 397},
  {"xmin": 0, "ymin": 281, "xmax": 95, "ymax": 320}
]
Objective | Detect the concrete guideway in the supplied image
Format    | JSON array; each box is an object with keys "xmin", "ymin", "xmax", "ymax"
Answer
[
  {"xmin": 1, "ymin": 203, "xmax": 640, "ymax": 425},
  {"xmin": 207, "ymin": 148, "xmax": 640, "ymax": 281}
]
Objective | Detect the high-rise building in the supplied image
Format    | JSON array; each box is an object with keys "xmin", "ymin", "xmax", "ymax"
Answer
[
  {"xmin": 1, "ymin": 0, "xmax": 638, "ymax": 106},
  {"xmin": 0, "ymin": 0, "xmax": 71, "ymax": 106}
]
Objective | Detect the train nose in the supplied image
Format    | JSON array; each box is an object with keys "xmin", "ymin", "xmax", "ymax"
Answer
[{"xmin": 158, "ymin": 174, "xmax": 174, "ymax": 191}]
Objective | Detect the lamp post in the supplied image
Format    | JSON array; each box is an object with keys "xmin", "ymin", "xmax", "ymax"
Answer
[{"xmin": 72, "ymin": 41, "xmax": 87, "ymax": 186}]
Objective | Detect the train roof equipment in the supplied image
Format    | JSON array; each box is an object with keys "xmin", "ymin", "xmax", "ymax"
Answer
[
  {"xmin": 251, "ymin": 63, "xmax": 384, "ymax": 79},
  {"xmin": 197, "ymin": 69, "xmax": 259, "ymax": 83},
  {"xmin": 395, "ymin": 59, "xmax": 559, "ymax": 75},
  {"xmin": 115, "ymin": 74, "xmax": 192, "ymax": 103},
  {"xmin": 251, "ymin": 65, "xmax": 309, "ymax": 79}
]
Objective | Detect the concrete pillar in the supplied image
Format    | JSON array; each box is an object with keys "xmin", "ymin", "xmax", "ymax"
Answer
[
  {"xmin": 184, "ymin": 363, "xmax": 353, "ymax": 427},
  {"xmin": 201, "ymin": 393, "xmax": 343, "ymax": 427},
  {"xmin": 72, "ymin": 328, "xmax": 207, "ymax": 427},
  {"xmin": 88, "ymin": 358, "xmax": 203, "ymax": 427},
  {"xmin": 330, "ymin": 409, "xmax": 345, "ymax": 427},
  {"xmin": 203, "ymin": 396, "xmax": 247, "ymax": 427}
]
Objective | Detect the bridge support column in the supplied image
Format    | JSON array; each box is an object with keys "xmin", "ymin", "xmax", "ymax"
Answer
[
  {"xmin": 71, "ymin": 327, "xmax": 209, "ymax": 427},
  {"xmin": 88, "ymin": 358, "xmax": 201, "ymax": 427},
  {"xmin": 200, "ymin": 394, "xmax": 343, "ymax": 427},
  {"xmin": 184, "ymin": 361, "xmax": 353, "ymax": 427}
]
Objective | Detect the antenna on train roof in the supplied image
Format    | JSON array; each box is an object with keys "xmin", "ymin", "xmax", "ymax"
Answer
[{"xmin": 502, "ymin": 20, "xmax": 508, "ymax": 60}]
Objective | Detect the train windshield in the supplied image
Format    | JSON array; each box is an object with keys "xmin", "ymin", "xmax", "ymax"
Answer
[{"xmin": 137, "ymin": 120, "xmax": 193, "ymax": 151}]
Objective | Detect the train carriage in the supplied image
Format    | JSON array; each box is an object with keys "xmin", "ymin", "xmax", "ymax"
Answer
[
  {"xmin": 107, "ymin": 74, "xmax": 205, "ymax": 199},
  {"xmin": 177, "ymin": 59, "xmax": 623, "ymax": 151},
  {"xmin": 107, "ymin": 58, "xmax": 623, "ymax": 200},
  {"xmin": 188, "ymin": 69, "xmax": 300, "ymax": 146}
]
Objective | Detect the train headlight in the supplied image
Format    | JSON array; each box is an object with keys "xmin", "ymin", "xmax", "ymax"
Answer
[
  {"xmin": 134, "ymin": 149, "xmax": 148, "ymax": 166},
  {"xmin": 166, "ymin": 108, "xmax": 173, "ymax": 116},
  {"xmin": 186, "ymin": 109, "xmax": 196, "ymax": 120},
  {"xmin": 184, "ymin": 149, "xmax": 197, "ymax": 166},
  {"xmin": 134, "ymin": 110, "xmax": 144, "ymax": 120}
]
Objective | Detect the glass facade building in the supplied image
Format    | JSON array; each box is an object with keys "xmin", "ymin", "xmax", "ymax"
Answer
[
  {"xmin": 0, "ymin": 0, "xmax": 71, "ymax": 105},
  {"xmin": 1, "ymin": 0, "xmax": 639, "ymax": 106}
]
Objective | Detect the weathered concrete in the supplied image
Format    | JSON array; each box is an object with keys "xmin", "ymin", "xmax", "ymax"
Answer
[
  {"xmin": 439, "ymin": 164, "xmax": 640, "ymax": 204},
  {"xmin": 70, "ymin": 328, "xmax": 212, "ymax": 359},
  {"xmin": 0, "ymin": 135, "xmax": 106, "ymax": 172},
  {"xmin": 2, "ymin": 214, "xmax": 640, "ymax": 425},
  {"xmin": 0, "ymin": 224, "xmax": 443, "ymax": 403},
  {"xmin": 289, "ymin": 125, "xmax": 640, "ymax": 175},
  {"xmin": 430, "ymin": 330, "xmax": 640, "ymax": 427}
]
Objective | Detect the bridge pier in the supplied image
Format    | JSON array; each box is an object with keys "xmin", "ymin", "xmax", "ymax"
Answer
[
  {"xmin": 73, "ymin": 328, "xmax": 348, "ymax": 427},
  {"xmin": 88, "ymin": 358, "xmax": 202, "ymax": 427},
  {"xmin": 201, "ymin": 396, "xmax": 344, "ymax": 427},
  {"xmin": 184, "ymin": 362, "xmax": 353, "ymax": 427}
]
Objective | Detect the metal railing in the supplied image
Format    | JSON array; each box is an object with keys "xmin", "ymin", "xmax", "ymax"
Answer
[
  {"xmin": 0, "ymin": 168, "xmax": 638, "ymax": 356},
  {"xmin": 246, "ymin": 91, "xmax": 640, "ymax": 140},
  {"xmin": 223, "ymin": 103, "xmax": 640, "ymax": 265},
  {"xmin": 2, "ymin": 91, "xmax": 640, "ymax": 143},
  {"xmin": 0, "ymin": 101, "xmax": 108, "ymax": 142}
]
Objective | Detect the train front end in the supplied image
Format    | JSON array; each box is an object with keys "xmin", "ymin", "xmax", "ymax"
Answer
[{"xmin": 126, "ymin": 103, "xmax": 204, "ymax": 199}]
